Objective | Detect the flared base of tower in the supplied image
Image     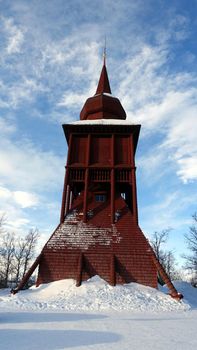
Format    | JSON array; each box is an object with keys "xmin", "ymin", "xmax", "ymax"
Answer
[
  {"xmin": 36, "ymin": 251, "xmax": 157, "ymax": 288},
  {"xmin": 13, "ymin": 193, "xmax": 182, "ymax": 300},
  {"xmin": 36, "ymin": 194, "xmax": 157, "ymax": 289}
]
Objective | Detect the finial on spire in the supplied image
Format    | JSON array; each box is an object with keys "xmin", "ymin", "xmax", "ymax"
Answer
[
  {"xmin": 103, "ymin": 35, "xmax": 106, "ymax": 66},
  {"xmin": 95, "ymin": 38, "xmax": 111, "ymax": 95}
]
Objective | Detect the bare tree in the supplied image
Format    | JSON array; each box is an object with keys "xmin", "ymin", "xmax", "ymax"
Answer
[
  {"xmin": 22, "ymin": 229, "xmax": 39, "ymax": 278},
  {"xmin": 0, "ymin": 215, "xmax": 39, "ymax": 288},
  {"xmin": 14, "ymin": 236, "xmax": 27, "ymax": 283},
  {"xmin": 0, "ymin": 214, "xmax": 6, "ymax": 286},
  {"xmin": 150, "ymin": 229, "xmax": 180, "ymax": 282},
  {"xmin": 13, "ymin": 229, "xmax": 39, "ymax": 284},
  {"xmin": 164, "ymin": 251, "xmax": 180, "ymax": 280},
  {"xmin": 184, "ymin": 213, "xmax": 197, "ymax": 286},
  {"xmin": 0, "ymin": 217, "xmax": 3, "ymax": 230},
  {"xmin": 150, "ymin": 229, "xmax": 170, "ymax": 262},
  {"xmin": 0, "ymin": 213, "xmax": 6, "ymax": 233},
  {"xmin": 0, "ymin": 232, "xmax": 15, "ymax": 287}
]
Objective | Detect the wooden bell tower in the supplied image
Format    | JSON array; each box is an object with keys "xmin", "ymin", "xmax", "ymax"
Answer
[
  {"xmin": 13, "ymin": 59, "xmax": 182, "ymax": 300},
  {"xmin": 60, "ymin": 63, "xmax": 138, "ymax": 227}
]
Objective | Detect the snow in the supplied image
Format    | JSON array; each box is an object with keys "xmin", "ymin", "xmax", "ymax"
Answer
[
  {"xmin": 0, "ymin": 276, "xmax": 190, "ymax": 312},
  {"xmin": 94, "ymin": 92, "xmax": 115, "ymax": 97},
  {"xmin": 0, "ymin": 277, "xmax": 197, "ymax": 349},
  {"xmin": 71, "ymin": 118, "xmax": 134, "ymax": 125},
  {"xmin": 47, "ymin": 213, "xmax": 121, "ymax": 250}
]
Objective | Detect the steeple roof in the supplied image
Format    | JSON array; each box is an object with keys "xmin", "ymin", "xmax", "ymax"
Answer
[
  {"xmin": 95, "ymin": 63, "xmax": 111, "ymax": 95},
  {"xmin": 80, "ymin": 61, "xmax": 126, "ymax": 121}
]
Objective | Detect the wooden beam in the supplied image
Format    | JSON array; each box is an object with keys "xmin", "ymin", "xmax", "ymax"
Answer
[
  {"xmin": 149, "ymin": 246, "xmax": 183, "ymax": 300},
  {"xmin": 130, "ymin": 134, "xmax": 138, "ymax": 224},
  {"xmin": 60, "ymin": 133, "xmax": 73, "ymax": 223},
  {"xmin": 111, "ymin": 134, "xmax": 115, "ymax": 224},
  {"xmin": 83, "ymin": 169, "xmax": 89, "ymax": 223},
  {"xmin": 110, "ymin": 254, "xmax": 116, "ymax": 286},
  {"xmin": 76, "ymin": 253, "xmax": 84, "ymax": 287},
  {"xmin": 60, "ymin": 170, "xmax": 69, "ymax": 223},
  {"xmin": 111, "ymin": 134, "xmax": 115, "ymax": 166},
  {"xmin": 111, "ymin": 169, "xmax": 115, "ymax": 224},
  {"xmin": 65, "ymin": 184, "xmax": 71, "ymax": 217},
  {"xmin": 131, "ymin": 167, "xmax": 138, "ymax": 224},
  {"xmin": 83, "ymin": 134, "xmax": 91, "ymax": 223},
  {"xmin": 11, "ymin": 254, "xmax": 42, "ymax": 294},
  {"xmin": 86, "ymin": 134, "xmax": 91, "ymax": 165}
]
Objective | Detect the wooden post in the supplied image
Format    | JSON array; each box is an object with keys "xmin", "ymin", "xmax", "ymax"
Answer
[
  {"xmin": 83, "ymin": 134, "xmax": 91, "ymax": 223},
  {"xmin": 130, "ymin": 134, "xmax": 134, "ymax": 167},
  {"xmin": 60, "ymin": 171, "xmax": 69, "ymax": 223},
  {"xmin": 60, "ymin": 133, "xmax": 73, "ymax": 223},
  {"xmin": 83, "ymin": 169, "xmax": 89, "ymax": 223},
  {"xmin": 111, "ymin": 134, "xmax": 115, "ymax": 166},
  {"xmin": 110, "ymin": 254, "xmax": 116, "ymax": 286},
  {"xmin": 111, "ymin": 169, "xmax": 115, "ymax": 224},
  {"xmin": 11, "ymin": 254, "xmax": 42, "ymax": 294},
  {"xmin": 131, "ymin": 167, "xmax": 138, "ymax": 224},
  {"xmin": 76, "ymin": 253, "xmax": 84, "ymax": 287},
  {"xmin": 111, "ymin": 134, "xmax": 115, "ymax": 224},
  {"xmin": 149, "ymin": 246, "xmax": 183, "ymax": 300},
  {"xmin": 130, "ymin": 134, "xmax": 138, "ymax": 224},
  {"xmin": 86, "ymin": 134, "xmax": 91, "ymax": 165},
  {"xmin": 65, "ymin": 184, "xmax": 71, "ymax": 217}
]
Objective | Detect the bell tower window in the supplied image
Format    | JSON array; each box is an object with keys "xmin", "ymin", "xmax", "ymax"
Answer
[{"xmin": 95, "ymin": 194, "xmax": 106, "ymax": 202}]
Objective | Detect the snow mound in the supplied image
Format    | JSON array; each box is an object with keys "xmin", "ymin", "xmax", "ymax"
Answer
[{"xmin": 0, "ymin": 276, "xmax": 193, "ymax": 313}]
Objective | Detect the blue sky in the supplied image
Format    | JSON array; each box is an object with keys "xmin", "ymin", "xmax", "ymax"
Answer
[{"xmin": 0, "ymin": 0, "xmax": 197, "ymax": 266}]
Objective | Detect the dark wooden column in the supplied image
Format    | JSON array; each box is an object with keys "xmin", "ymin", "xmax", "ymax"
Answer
[
  {"xmin": 83, "ymin": 134, "xmax": 91, "ymax": 223},
  {"xmin": 111, "ymin": 134, "xmax": 115, "ymax": 224},
  {"xmin": 60, "ymin": 133, "xmax": 72, "ymax": 223},
  {"xmin": 131, "ymin": 167, "xmax": 138, "ymax": 224},
  {"xmin": 65, "ymin": 184, "xmax": 71, "ymax": 217},
  {"xmin": 149, "ymin": 245, "xmax": 183, "ymax": 300},
  {"xmin": 110, "ymin": 254, "xmax": 116, "ymax": 286},
  {"xmin": 11, "ymin": 254, "xmax": 42, "ymax": 294},
  {"xmin": 76, "ymin": 253, "xmax": 84, "ymax": 287},
  {"xmin": 130, "ymin": 134, "xmax": 138, "ymax": 224}
]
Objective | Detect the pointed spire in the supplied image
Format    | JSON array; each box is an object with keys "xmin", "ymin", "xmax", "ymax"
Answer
[
  {"xmin": 95, "ymin": 43, "xmax": 111, "ymax": 95},
  {"xmin": 103, "ymin": 35, "xmax": 106, "ymax": 66}
]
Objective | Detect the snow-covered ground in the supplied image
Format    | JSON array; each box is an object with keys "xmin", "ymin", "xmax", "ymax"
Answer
[{"xmin": 0, "ymin": 277, "xmax": 197, "ymax": 349}]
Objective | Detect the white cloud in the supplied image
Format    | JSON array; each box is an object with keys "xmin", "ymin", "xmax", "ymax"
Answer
[
  {"xmin": 138, "ymin": 149, "xmax": 169, "ymax": 184},
  {"xmin": 176, "ymin": 158, "xmax": 197, "ymax": 183},
  {"xmin": 0, "ymin": 18, "xmax": 100, "ymax": 111},
  {"xmin": 2, "ymin": 17, "xmax": 25, "ymax": 54},
  {"xmin": 140, "ymin": 190, "xmax": 197, "ymax": 236},
  {"xmin": 0, "ymin": 138, "xmax": 64, "ymax": 191},
  {"xmin": 13, "ymin": 191, "xmax": 39, "ymax": 208},
  {"xmin": 0, "ymin": 185, "xmax": 35, "ymax": 232},
  {"xmin": 58, "ymin": 85, "xmax": 96, "ymax": 109},
  {"xmin": 0, "ymin": 116, "xmax": 63, "ymax": 231},
  {"xmin": 0, "ymin": 186, "xmax": 11, "ymax": 200},
  {"xmin": 0, "ymin": 78, "xmax": 47, "ymax": 109},
  {"xmin": 0, "ymin": 186, "xmax": 39, "ymax": 208},
  {"xmin": 58, "ymin": 92, "xmax": 86, "ymax": 108},
  {"xmin": 7, "ymin": 218, "xmax": 30, "ymax": 229},
  {"xmin": 116, "ymin": 44, "xmax": 197, "ymax": 184}
]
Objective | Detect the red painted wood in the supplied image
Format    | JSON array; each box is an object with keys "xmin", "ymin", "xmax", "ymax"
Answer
[
  {"xmin": 95, "ymin": 63, "xmax": 111, "ymax": 95},
  {"xmin": 83, "ymin": 169, "xmax": 89, "ymax": 223},
  {"xmin": 65, "ymin": 184, "xmax": 71, "ymax": 217},
  {"xmin": 131, "ymin": 167, "xmax": 138, "ymax": 224},
  {"xmin": 111, "ymin": 169, "xmax": 115, "ymax": 224}
]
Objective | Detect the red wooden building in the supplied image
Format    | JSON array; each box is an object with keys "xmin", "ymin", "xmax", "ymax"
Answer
[{"xmin": 14, "ymin": 60, "xmax": 182, "ymax": 299}]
